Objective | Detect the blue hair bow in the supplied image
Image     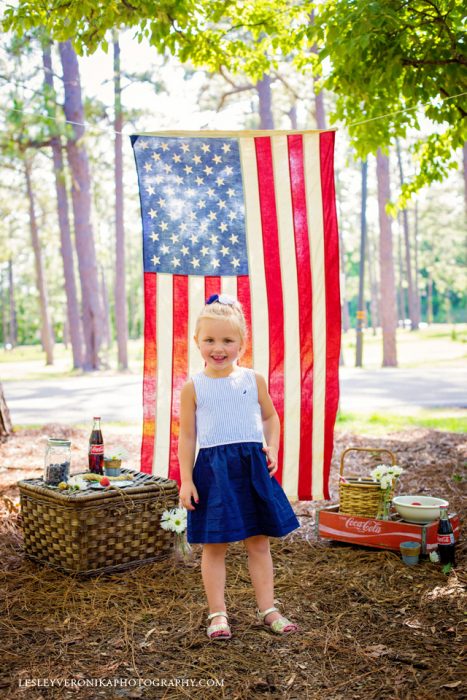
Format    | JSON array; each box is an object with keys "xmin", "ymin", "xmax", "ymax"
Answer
[{"xmin": 206, "ymin": 294, "xmax": 236, "ymax": 306}]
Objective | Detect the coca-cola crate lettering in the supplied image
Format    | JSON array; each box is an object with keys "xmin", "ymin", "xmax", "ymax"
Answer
[{"xmin": 316, "ymin": 505, "xmax": 460, "ymax": 554}]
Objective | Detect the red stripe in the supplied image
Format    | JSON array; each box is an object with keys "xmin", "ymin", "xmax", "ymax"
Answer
[
  {"xmin": 320, "ymin": 131, "xmax": 341, "ymax": 501},
  {"xmin": 140, "ymin": 272, "xmax": 157, "ymax": 473},
  {"xmin": 168, "ymin": 276, "xmax": 189, "ymax": 483},
  {"xmin": 254, "ymin": 137, "xmax": 285, "ymax": 483},
  {"xmin": 288, "ymin": 135, "xmax": 314, "ymax": 500},
  {"xmin": 237, "ymin": 275, "xmax": 252, "ymax": 368},
  {"xmin": 205, "ymin": 277, "xmax": 221, "ymax": 301}
]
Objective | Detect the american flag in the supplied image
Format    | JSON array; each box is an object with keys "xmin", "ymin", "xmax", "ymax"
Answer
[{"xmin": 131, "ymin": 130, "xmax": 340, "ymax": 501}]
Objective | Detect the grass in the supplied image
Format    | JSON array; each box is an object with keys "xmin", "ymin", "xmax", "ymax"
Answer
[{"xmin": 336, "ymin": 409, "xmax": 467, "ymax": 435}]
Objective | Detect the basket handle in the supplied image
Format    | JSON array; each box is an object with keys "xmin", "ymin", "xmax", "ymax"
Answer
[{"xmin": 340, "ymin": 447, "xmax": 397, "ymax": 477}]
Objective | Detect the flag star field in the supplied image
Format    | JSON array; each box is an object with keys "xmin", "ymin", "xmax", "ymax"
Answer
[{"xmin": 132, "ymin": 135, "xmax": 248, "ymax": 276}]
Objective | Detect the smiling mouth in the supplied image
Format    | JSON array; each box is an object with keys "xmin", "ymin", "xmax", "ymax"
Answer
[{"xmin": 212, "ymin": 356, "xmax": 227, "ymax": 361}]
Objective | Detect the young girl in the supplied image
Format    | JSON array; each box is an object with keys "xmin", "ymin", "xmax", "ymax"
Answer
[{"xmin": 178, "ymin": 294, "xmax": 300, "ymax": 640}]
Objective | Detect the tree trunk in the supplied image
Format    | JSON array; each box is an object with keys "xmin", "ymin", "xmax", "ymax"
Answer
[
  {"xmin": 24, "ymin": 159, "xmax": 54, "ymax": 365},
  {"xmin": 376, "ymin": 149, "xmax": 398, "ymax": 367},
  {"xmin": 288, "ymin": 103, "xmax": 298, "ymax": 129},
  {"xmin": 427, "ymin": 273, "xmax": 433, "ymax": 325},
  {"xmin": 43, "ymin": 43, "xmax": 84, "ymax": 369},
  {"xmin": 367, "ymin": 228, "xmax": 379, "ymax": 335},
  {"xmin": 397, "ymin": 212, "xmax": 406, "ymax": 324},
  {"xmin": 413, "ymin": 202, "xmax": 421, "ymax": 326},
  {"xmin": 256, "ymin": 75, "xmax": 274, "ymax": 129},
  {"xmin": 1, "ymin": 270, "xmax": 8, "ymax": 347},
  {"xmin": 355, "ymin": 159, "xmax": 367, "ymax": 367},
  {"xmin": 59, "ymin": 40, "xmax": 103, "ymax": 370},
  {"xmin": 0, "ymin": 382, "xmax": 12, "ymax": 439},
  {"xmin": 113, "ymin": 33, "xmax": 128, "ymax": 369},
  {"xmin": 100, "ymin": 265, "xmax": 111, "ymax": 350},
  {"xmin": 7, "ymin": 259, "xmax": 17, "ymax": 346},
  {"xmin": 396, "ymin": 140, "xmax": 418, "ymax": 330}
]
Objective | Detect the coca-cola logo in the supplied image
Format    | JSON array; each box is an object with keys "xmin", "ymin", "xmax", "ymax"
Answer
[{"xmin": 344, "ymin": 517, "xmax": 383, "ymax": 534}]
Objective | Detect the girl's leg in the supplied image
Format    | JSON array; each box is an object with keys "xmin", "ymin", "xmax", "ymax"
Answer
[
  {"xmin": 244, "ymin": 535, "xmax": 282, "ymax": 625},
  {"xmin": 201, "ymin": 542, "xmax": 229, "ymax": 627}
]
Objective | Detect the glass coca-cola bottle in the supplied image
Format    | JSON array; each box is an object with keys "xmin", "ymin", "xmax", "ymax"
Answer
[
  {"xmin": 88, "ymin": 417, "xmax": 104, "ymax": 474},
  {"xmin": 437, "ymin": 507, "xmax": 456, "ymax": 566}
]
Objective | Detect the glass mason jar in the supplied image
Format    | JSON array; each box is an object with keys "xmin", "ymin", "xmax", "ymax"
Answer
[{"xmin": 44, "ymin": 438, "xmax": 71, "ymax": 485}]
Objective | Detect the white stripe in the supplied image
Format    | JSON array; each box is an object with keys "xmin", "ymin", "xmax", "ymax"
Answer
[
  {"xmin": 304, "ymin": 133, "xmax": 326, "ymax": 500},
  {"xmin": 188, "ymin": 276, "xmax": 206, "ymax": 378},
  {"xmin": 239, "ymin": 137, "xmax": 269, "ymax": 380},
  {"xmin": 153, "ymin": 274, "xmax": 173, "ymax": 478},
  {"xmin": 271, "ymin": 135, "xmax": 301, "ymax": 500},
  {"xmin": 221, "ymin": 276, "xmax": 237, "ymax": 298}
]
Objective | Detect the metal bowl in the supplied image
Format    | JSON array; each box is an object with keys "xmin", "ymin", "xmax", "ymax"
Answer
[{"xmin": 392, "ymin": 495, "xmax": 449, "ymax": 524}]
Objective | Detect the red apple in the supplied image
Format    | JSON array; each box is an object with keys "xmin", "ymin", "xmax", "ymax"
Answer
[{"xmin": 100, "ymin": 477, "xmax": 111, "ymax": 487}]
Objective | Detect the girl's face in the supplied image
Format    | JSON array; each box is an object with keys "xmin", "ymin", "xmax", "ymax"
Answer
[{"xmin": 196, "ymin": 317, "xmax": 243, "ymax": 376}]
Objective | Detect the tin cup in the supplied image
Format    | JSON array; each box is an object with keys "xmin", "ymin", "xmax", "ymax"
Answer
[{"xmin": 400, "ymin": 541, "xmax": 421, "ymax": 566}]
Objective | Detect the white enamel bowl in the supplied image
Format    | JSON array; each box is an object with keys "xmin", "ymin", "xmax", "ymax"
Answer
[{"xmin": 392, "ymin": 495, "xmax": 449, "ymax": 524}]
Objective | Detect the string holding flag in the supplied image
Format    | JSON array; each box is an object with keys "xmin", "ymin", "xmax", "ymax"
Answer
[{"xmin": 131, "ymin": 130, "xmax": 341, "ymax": 501}]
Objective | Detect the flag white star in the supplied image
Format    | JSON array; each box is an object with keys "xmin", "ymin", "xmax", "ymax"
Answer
[
  {"xmin": 179, "ymin": 222, "xmax": 188, "ymax": 232},
  {"xmin": 150, "ymin": 232, "xmax": 159, "ymax": 242},
  {"xmin": 186, "ymin": 188, "xmax": 195, "ymax": 197},
  {"xmin": 175, "ymin": 175, "xmax": 184, "ymax": 185},
  {"xmin": 159, "ymin": 221, "xmax": 169, "ymax": 231},
  {"xmin": 224, "ymin": 166, "xmax": 233, "ymax": 175},
  {"xmin": 158, "ymin": 198, "xmax": 166, "ymax": 207},
  {"xmin": 197, "ymin": 199, "xmax": 206, "ymax": 209},
  {"xmin": 210, "ymin": 233, "xmax": 219, "ymax": 244},
  {"xmin": 203, "ymin": 166, "xmax": 213, "ymax": 176},
  {"xmin": 192, "ymin": 154, "xmax": 202, "ymax": 165},
  {"xmin": 229, "ymin": 233, "xmax": 239, "ymax": 244},
  {"xmin": 201, "ymin": 245, "xmax": 210, "ymax": 256},
  {"xmin": 220, "ymin": 245, "xmax": 230, "ymax": 256},
  {"xmin": 151, "ymin": 152, "xmax": 161, "ymax": 161},
  {"xmin": 219, "ymin": 222, "xmax": 228, "ymax": 232},
  {"xmin": 217, "ymin": 199, "xmax": 226, "ymax": 209},
  {"xmin": 184, "ymin": 165, "xmax": 193, "ymax": 174},
  {"xmin": 189, "ymin": 233, "xmax": 199, "ymax": 244},
  {"xmin": 231, "ymin": 257, "xmax": 240, "ymax": 268},
  {"xmin": 155, "ymin": 175, "xmax": 164, "ymax": 184},
  {"xmin": 195, "ymin": 176, "xmax": 204, "ymax": 186},
  {"xmin": 191, "ymin": 257, "xmax": 200, "ymax": 268},
  {"xmin": 169, "ymin": 211, "xmax": 178, "ymax": 221},
  {"xmin": 172, "ymin": 153, "xmax": 181, "ymax": 163},
  {"xmin": 144, "ymin": 162, "xmax": 152, "ymax": 172},
  {"xmin": 188, "ymin": 211, "xmax": 197, "ymax": 221},
  {"xmin": 201, "ymin": 143, "xmax": 210, "ymax": 153},
  {"xmin": 166, "ymin": 186, "xmax": 175, "ymax": 196},
  {"xmin": 222, "ymin": 143, "xmax": 231, "ymax": 153},
  {"xmin": 170, "ymin": 233, "xmax": 180, "ymax": 244},
  {"xmin": 199, "ymin": 221, "xmax": 208, "ymax": 233},
  {"xmin": 211, "ymin": 258, "xmax": 220, "ymax": 269},
  {"xmin": 181, "ymin": 143, "xmax": 190, "ymax": 153},
  {"xmin": 207, "ymin": 188, "xmax": 215, "ymax": 197},
  {"xmin": 161, "ymin": 244, "xmax": 170, "ymax": 254},
  {"xmin": 216, "ymin": 177, "xmax": 225, "ymax": 187},
  {"xmin": 208, "ymin": 211, "xmax": 217, "ymax": 221},
  {"xmin": 163, "ymin": 164, "xmax": 172, "ymax": 174},
  {"xmin": 212, "ymin": 154, "xmax": 222, "ymax": 164},
  {"xmin": 148, "ymin": 209, "xmax": 157, "ymax": 219},
  {"xmin": 228, "ymin": 211, "xmax": 237, "ymax": 221},
  {"xmin": 227, "ymin": 188, "xmax": 235, "ymax": 197},
  {"xmin": 171, "ymin": 257, "xmax": 181, "ymax": 268},
  {"xmin": 140, "ymin": 141, "xmax": 150, "ymax": 150},
  {"xmin": 161, "ymin": 142, "xmax": 169, "ymax": 151},
  {"xmin": 146, "ymin": 185, "xmax": 155, "ymax": 196},
  {"xmin": 151, "ymin": 255, "xmax": 160, "ymax": 265},
  {"xmin": 181, "ymin": 245, "xmax": 189, "ymax": 256}
]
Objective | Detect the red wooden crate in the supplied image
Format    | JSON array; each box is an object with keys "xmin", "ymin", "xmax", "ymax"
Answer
[{"xmin": 316, "ymin": 505, "xmax": 460, "ymax": 554}]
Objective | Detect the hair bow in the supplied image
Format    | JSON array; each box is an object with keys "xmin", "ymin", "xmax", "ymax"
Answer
[{"xmin": 206, "ymin": 294, "xmax": 236, "ymax": 306}]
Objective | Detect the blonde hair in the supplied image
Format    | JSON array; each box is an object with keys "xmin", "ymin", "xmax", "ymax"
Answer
[{"xmin": 194, "ymin": 298, "xmax": 247, "ymax": 344}]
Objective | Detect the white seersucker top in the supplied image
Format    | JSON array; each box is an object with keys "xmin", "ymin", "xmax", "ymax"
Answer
[{"xmin": 192, "ymin": 367, "xmax": 264, "ymax": 448}]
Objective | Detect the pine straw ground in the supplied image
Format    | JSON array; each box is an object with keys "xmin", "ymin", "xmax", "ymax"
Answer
[{"xmin": 0, "ymin": 427, "xmax": 465, "ymax": 700}]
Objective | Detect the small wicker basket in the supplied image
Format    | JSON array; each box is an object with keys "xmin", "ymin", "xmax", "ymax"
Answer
[{"xmin": 338, "ymin": 447, "xmax": 397, "ymax": 518}]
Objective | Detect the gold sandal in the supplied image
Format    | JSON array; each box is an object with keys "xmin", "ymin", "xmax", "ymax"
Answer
[
  {"xmin": 257, "ymin": 606, "xmax": 298, "ymax": 635},
  {"xmin": 206, "ymin": 611, "xmax": 232, "ymax": 640}
]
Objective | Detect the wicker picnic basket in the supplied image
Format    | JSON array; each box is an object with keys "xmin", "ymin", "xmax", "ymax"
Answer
[
  {"xmin": 338, "ymin": 447, "xmax": 397, "ymax": 518},
  {"xmin": 18, "ymin": 470, "xmax": 179, "ymax": 576}
]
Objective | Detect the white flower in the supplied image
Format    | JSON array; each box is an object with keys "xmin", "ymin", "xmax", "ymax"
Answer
[
  {"xmin": 380, "ymin": 474, "xmax": 393, "ymax": 490},
  {"xmin": 370, "ymin": 465, "xmax": 386, "ymax": 481},
  {"xmin": 67, "ymin": 475, "xmax": 88, "ymax": 491},
  {"xmin": 160, "ymin": 508, "xmax": 187, "ymax": 533},
  {"xmin": 389, "ymin": 465, "xmax": 403, "ymax": 477}
]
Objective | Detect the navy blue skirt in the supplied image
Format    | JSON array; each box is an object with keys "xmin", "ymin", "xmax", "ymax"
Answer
[{"xmin": 187, "ymin": 442, "xmax": 300, "ymax": 544}]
